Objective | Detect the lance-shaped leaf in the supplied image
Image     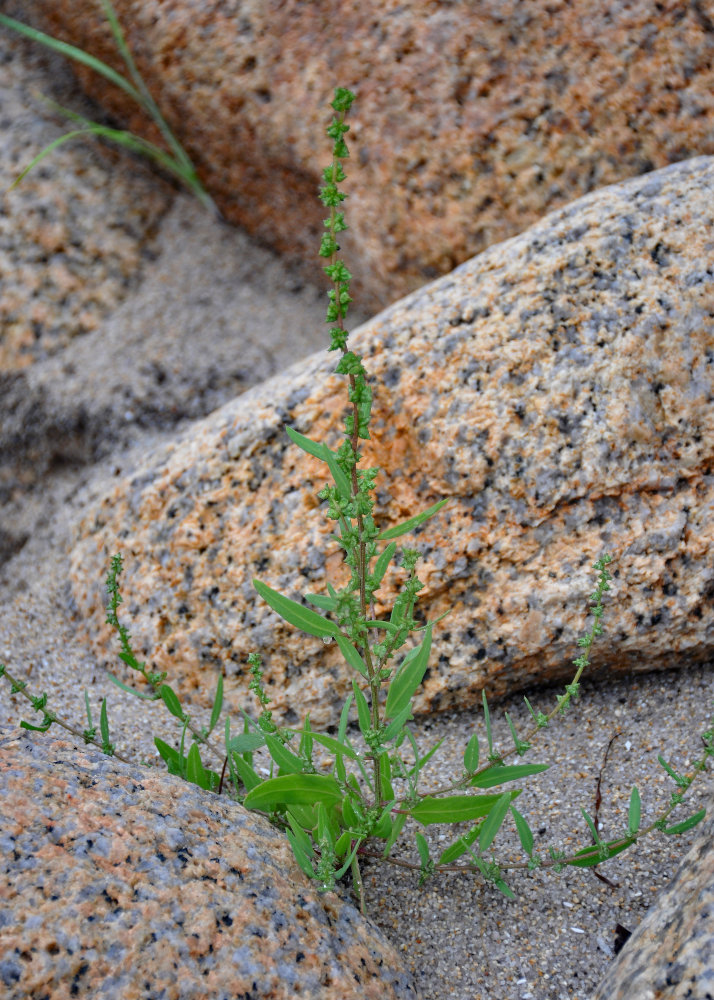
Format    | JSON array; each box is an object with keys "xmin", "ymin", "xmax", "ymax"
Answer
[
  {"xmin": 470, "ymin": 763, "xmax": 549, "ymax": 788},
  {"xmin": 482, "ymin": 691, "xmax": 494, "ymax": 756},
  {"xmin": 415, "ymin": 832, "xmax": 431, "ymax": 868},
  {"xmin": 385, "ymin": 625, "xmax": 432, "ymax": 718},
  {"xmin": 226, "ymin": 732, "xmax": 266, "ymax": 755},
  {"xmin": 352, "ymin": 679, "xmax": 372, "ymax": 736},
  {"xmin": 208, "ymin": 674, "xmax": 223, "ymax": 735},
  {"xmin": 285, "ymin": 426, "xmax": 330, "ymax": 460},
  {"xmin": 382, "ymin": 702, "xmax": 414, "ymax": 743},
  {"xmin": 305, "ymin": 592, "xmax": 338, "ymax": 611},
  {"xmin": 285, "ymin": 427, "xmax": 351, "ymax": 500},
  {"xmin": 437, "ymin": 825, "xmax": 481, "ymax": 866},
  {"xmin": 254, "ymin": 579, "xmax": 340, "ymax": 639},
  {"xmin": 99, "ymin": 697, "xmax": 112, "ymax": 751},
  {"xmin": 567, "ymin": 838, "xmax": 633, "ymax": 868},
  {"xmin": 265, "ymin": 733, "xmax": 304, "ymax": 774},
  {"xmin": 159, "ymin": 684, "xmax": 187, "ymax": 722},
  {"xmin": 383, "ymin": 811, "xmax": 407, "ymax": 858},
  {"xmin": 510, "ymin": 805, "xmax": 534, "ymax": 858},
  {"xmin": 464, "ymin": 732, "xmax": 480, "ymax": 772},
  {"xmin": 627, "ymin": 786, "xmax": 641, "ymax": 837},
  {"xmin": 478, "ymin": 791, "xmax": 512, "ymax": 852},
  {"xmin": 186, "ymin": 742, "xmax": 217, "ymax": 791},
  {"xmin": 155, "ymin": 737, "xmax": 184, "ymax": 777},
  {"xmin": 378, "ymin": 498, "xmax": 449, "ymax": 540},
  {"xmin": 295, "ymin": 731, "xmax": 359, "ymax": 762},
  {"xmin": 243, "ymin": 773, "xmax": 343, "ymax": 811},
  {"xmin": 334, "ymin": 634, "xmax": 369, "ymax": 678},
  {"xmin": 410, "ymin": 790, "xmax": 519, "ymax": 826},
  {"xmin": 370, "ymin": 542, "xmax": 397, "ymax": 589},
  {"xmin": 663, "ymin": 808, "xmax": 707, "ymax": 836}
]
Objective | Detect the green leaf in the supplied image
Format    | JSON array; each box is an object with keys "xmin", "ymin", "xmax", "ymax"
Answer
[
  {"xmin": 20, "ymin": 717, "xmax": 54, "ymax": 733},
  {"xmin": 510, "ymin": 805, "xmax": 534, "ymax": 858},
  {"xmin": 159, "ymin": 684, "xmax": 187, "ymax": 722},
  {"xmin": 324, "ymin": 450, "xmax": 352, "ymax": 501},
  {"xmin": 334, "ymin": 635, "xmax": 369, "ymax": 678},
  {"xmin": 371, "ymin": 542, "xmax": 397, "ymax": 588},
  {"xmin": 155, "ymin": 737, "xmax": 184, "ymax": 777},
  {"xmin": 352, "ymin": 679, "xmax": 372, "ymax": 736},
  {"xmin": 254, "ymin": 579, "xmax": 340, "ymax": 639},
  {"xmin": 470, "ymin": 763, "xmax": 549, "ymax": 788},
  {"xmin": 286, "ymin": 803, "xmax": 318, "ymax": 830},
  {"xmin": 296, "ymin": 731, "xmax": 359, "ymax": 761},
  {"xmin": 663, "ymin": 808, "xmax": 707, "ymax": 836},
  {"xmin": 287, "ymin": 830, "xmax": 316, "ymax": 879},
  {"xmin": 567, "ymin": 838, "xmax": 633, "ymax": 868},
  {"xmin": 208, "ymin": 674, "xmax": 223, "ymax": 735},
  {"xmin": 581, "ymin": 808, "xmax": 604, "ymax": 847},
  {"xmin": 285, "ymin": 426, "xmax": 330, "ymax": 460},
  {"xmin": 628, "ymin": 786, "xmax": 641, "ymax": 837},
  {"xmin": 305, "ymin": 593, "xmax": 338, "ymax": 611},
  {"xmin": 99, "ymin": 698, "xmax": 111, "ymax": 748},
  {"xmin": 379, "ymin": 754, "xmax": 394, "ymax": 800},
  {"xmin": 243, "ymin": 773, "xmax": 343, "ymax": 811},
  {"xmin": 338, "ymin": 694, "xmax": 353, "ymax": 743},
  {"xmin": 482, "ymin": 691, "xmax": 494, "ymax": 755},
  {"xmin": 437, "ymin": 825, "xmax": 481, "ymax": 866},
  {"xmin": 411, "ymin": 791, "xmax": 519, "ymax": 826},
  {"xmin": 382, "ymin": 703, "xmax": 414, "ymax": 743},
  {"xmin": 265, "ymin": 733, "xmax": 304, "ymax": 774},
  {"xmin": 108, "ymin": 672, "xmax": 157, "ymax": 700},
  {"xmin": 377, "ymin": 498, "xmax": 449, "ymax": 540},
  {"xmin": 479, "ymin": 791, "xmax": 512, "ymax": 852},
  {"xmin": 415, "ymin": 831, "xmax": 431, "ymax": 868},
  {"xmin": 383, "ymin": 810, "xmax": 407, "ymax": 857},
  {"xmin": 226, "ymin": 732, "xmax": 267, "ymax": 754},
  {"xmin": 186, "ymin": 742, "xmax": 216, "ymax": 791},
  {"xmin": 228, "ymin": 750, "xmax": 262, "ymax": 792},
  {"xmin": 365, "ymin": 619, "xmax": 400, "ymax": 635},
  {"xmin": 464, "ymin": 732, "xmax": 480, "ymax": 772},
  {"xmin": 385, "ymin": 624, "xmax": 432, "ymax": 718},
  {"xmin": 299, "ymin": 715, "xmax": 313, "ymax": 761},
  {"xmin": 317, "ymin": 801, "xmax": 335, "ymax": 849}
]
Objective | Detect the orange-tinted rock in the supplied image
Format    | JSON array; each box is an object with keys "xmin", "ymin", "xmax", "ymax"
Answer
[
  {"xmin": 68, "ymin": 158, "xmax": 714, "ymax": 728},
  {"xmin": 22, "ymin": 0, "xmax": 714, "ymax": 309},
  {"xmin": 0, "ymin": 727, "xmax": 419, "ymax": 1000}
]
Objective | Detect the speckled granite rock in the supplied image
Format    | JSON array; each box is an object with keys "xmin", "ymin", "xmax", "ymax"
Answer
[
  {"xmin": 22, "ymin": 0, "xmax": 714, "ymax": 308},
  {"xmin": 0, "ymin": 726, "xmax": 419, "ymax": 1000},
  {"xmin": 591, "ymin": 798, "xmax": 714, "ymax": 1000},
  {"xmin": 67, "ymin": 157, "xmax": 714, "ymax": 728}
]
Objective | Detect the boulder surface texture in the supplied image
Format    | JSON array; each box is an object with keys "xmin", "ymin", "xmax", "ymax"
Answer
[
  {"xmin": 592, "ymin": 798, "xmax": 714, "ymax": 1000},
  {"xmin": 0, "ymin": 727, "xmax": 419, "ymax": 1000},
  {"xmin": 70, "ymin": 157, "xmax": 714, "ymax": 728},
  {"xmin": 24, "ymin": 0, "xmax": 714, "ymax": 309}
]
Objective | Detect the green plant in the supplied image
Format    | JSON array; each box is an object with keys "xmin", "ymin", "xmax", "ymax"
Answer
[
  {"xmin": 0, "ymin": 1, "xmax": 216, "ymax": 212},
  {"xmin": 2, "ymin": 87, "xmax": 712, "ymax": 915}
]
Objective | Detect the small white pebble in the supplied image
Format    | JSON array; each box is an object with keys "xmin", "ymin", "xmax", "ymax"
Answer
[{"xmin": 571, "ymin": 927, "xmax": 586, "ymax": 934}]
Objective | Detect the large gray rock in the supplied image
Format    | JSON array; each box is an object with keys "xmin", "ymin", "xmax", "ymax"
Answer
[
  {"xmin": 592, "ymin": 797, "xmax": 714, "ymax": 1000},
  {"xmin": 0, "ymin": 726, "xmax": 419, "ymax": 1000},
  {"xmin": 68, "ymin": 157, "xmax": 714, "ymax": 728}
]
